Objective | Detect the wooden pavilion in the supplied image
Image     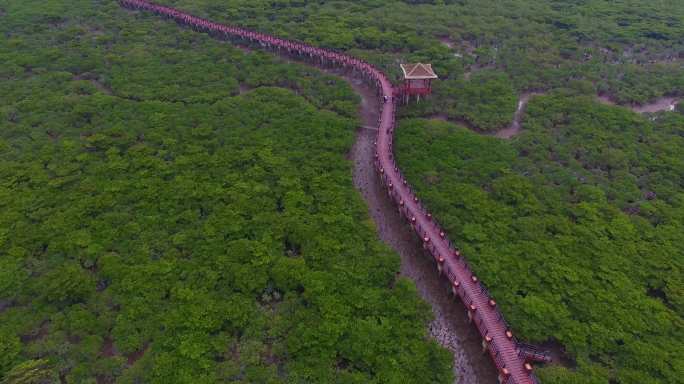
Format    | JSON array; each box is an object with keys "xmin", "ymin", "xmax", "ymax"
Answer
[{"xmin": 399, "ymin": 63, "xmax": 438, "ymax": 103}]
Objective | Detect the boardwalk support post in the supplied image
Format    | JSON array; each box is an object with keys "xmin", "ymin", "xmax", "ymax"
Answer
[{"xmin": 482, "ymin": 335, "xmax": 492, "ymax": 353}]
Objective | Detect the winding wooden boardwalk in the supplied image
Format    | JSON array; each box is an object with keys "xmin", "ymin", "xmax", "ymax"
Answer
[{"xmin": 118, "ymin": 1, "xmax": 545, "ymax": 382}]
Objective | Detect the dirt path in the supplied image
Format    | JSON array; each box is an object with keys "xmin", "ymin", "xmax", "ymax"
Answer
[{"xmin": 337, "ymin": 69, "xmax": 497, "ymax": 384}]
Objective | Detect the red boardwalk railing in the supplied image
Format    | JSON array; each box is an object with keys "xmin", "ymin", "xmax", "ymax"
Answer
[{"xmin": 118, "ymin": 1, "xmax": 544, "ymax": 382}]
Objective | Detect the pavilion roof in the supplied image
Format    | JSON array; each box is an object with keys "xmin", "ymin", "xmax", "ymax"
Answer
[{"xmin": 400, "ymin": 63, "xmax": 438, "ymax": 80}]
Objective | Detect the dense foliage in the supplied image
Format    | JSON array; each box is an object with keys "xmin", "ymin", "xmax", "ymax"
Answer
[
  {"xmin": 395, "ymin": 98, "xmax": 684, "ymax": 383},
  {"xmin": 2, "ymin": 0, "xmax": 683, "ymax": 383},
  {"xmin": 160, "ymin": 0, "xmax": 683, "ymax": 130},
  {"xmin": 0, "ymin": 1, "xmax": 453, "ymax": 382}
]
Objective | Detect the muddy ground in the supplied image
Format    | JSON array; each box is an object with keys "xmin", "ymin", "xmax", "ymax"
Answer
[{"xmin": 340, "ymin": 70, "xmax": 498, "ymax": 384}]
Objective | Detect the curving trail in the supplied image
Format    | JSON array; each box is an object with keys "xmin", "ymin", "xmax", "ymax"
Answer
[{"xmin": 118, "ymin": 1, "xmax": 544, "ymax": 383}]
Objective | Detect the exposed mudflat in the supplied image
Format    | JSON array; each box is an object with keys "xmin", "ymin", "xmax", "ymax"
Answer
[
  {"xmin": 238, "ymin": 84, "xmax": 251, "ymax": 94},
  {"xmin": 495, "ymin": 92, "xmax": 543, "ymax": 139},
  {"xmin": 338, "ymin": 69, "xmax": 497, "ymax": 384},
  {"xmin": 598, "ymin": 95, "xmax": 680, "ymax": 113},
  {"xmin": 430, "ymin": 91, "xmax": 679, "ymax": 141},
  {"xmin": 439, "ymin": 36, "xmax": 455, "ymax": 49},
  {"xmin": 73, "ymin": 73, "xmax": 113, "ymax": 95},
  {"xmin": 242, "ymin": 46, "xmax": 498, "ymax": 383},
  {"xmin": 632, "ymin": 97, "xmax": 679, "ymax": 113}
]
